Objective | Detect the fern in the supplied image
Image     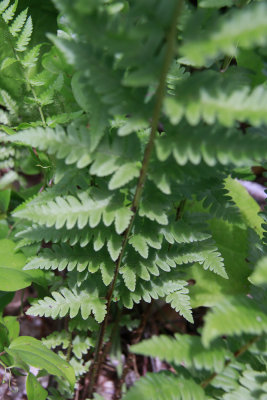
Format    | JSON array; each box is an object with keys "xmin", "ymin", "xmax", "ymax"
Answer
[{"xmin": 1, "ymin": 0, "xmax": 267, "ymax": 398}]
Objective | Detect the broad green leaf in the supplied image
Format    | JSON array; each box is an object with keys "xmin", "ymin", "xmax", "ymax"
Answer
[
  {"xmin": 0, "ymin": 239, "xmax": 45, "ymax": 291},
  {"xmin": 249, "ymin": 256, "xmax": 267, "ymax": 286},
  {"xmin": 0, "ymin": 189, "xmax": 10, "ymax": 212},
  {"xmin": 7, "ymin": 336, "xmax": 76, "ymax": 389},
  {"xmin": 26, "ymin": 373, "xmax": 48, "ymax": 400},
  {"xmin": 0, "ymin": 220, "xmax": 9, "ymax": 239},
  {"xmin": 1, "ymin": 316, "xmax": 19, "ymax": 342}
]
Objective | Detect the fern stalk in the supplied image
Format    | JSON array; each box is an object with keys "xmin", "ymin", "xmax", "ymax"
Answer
[{"xmin": 84, "ymin": 1, "xmax": 184, "ymax": 398}]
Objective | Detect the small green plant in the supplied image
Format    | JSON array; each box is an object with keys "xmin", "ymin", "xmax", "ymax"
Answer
[{"xmin": 0, "ymin": 0, "xmax": 267, "ymax": 399}]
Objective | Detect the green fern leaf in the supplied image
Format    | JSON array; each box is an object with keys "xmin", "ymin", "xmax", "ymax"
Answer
[
  {"xmin": 72, "ymin": 335, "xmax": 94, "ymax": 359},
  {"xmin": 122, "ymin": 372, "xmax": 206, "ymax": 400},
  {"xmin": 107, "ymin": 234, "xmax": 122, "ymax": 262},
  {"xmin": 0, "ymin": 90, "xmax": 18, "ymax": 114},
  {"xmin": 15, "ymin": 15, "xmax": 32, "ymax": 52},
  {"xmin": 223, "ymin": 368, "xmax": 267, "ymax": 400},
  {"xmin": 129, "ymin": 234, "xmax": 149, "ymax": 259},
  {"xmin": 5, "ymin": 125, "xmax": 92, "ymax": 168},
  {"xmin": 199, "ymin": 0, "xmax": 234, "ymax": 7},
  {"xmin": 165, "ymin": 283, "xmax": 193, "ymax": 323},
  {"xmin": 27, "ymin": 287, "xmax": 106, "ymax": 323},
  {"xmin": 181, "ymin": 2, "xmax": 267, "ymax": 66},
  {"xmin": 132, "ymin": 333, "xmax": 231, "ymax": 373},
  {"xmin": 21, "ymin": 44, "xmax": 42, "ymax": 68},
  {"xmin": 0, "ymin": 0, "xmax": 10, "ymax": 14},
  {"xmin": 108, "ymin": 162, "xmax": 140, "ymax": 190},
  {"xmin": 42, "ymin": 331, "xmax": 70, "ymax": 350},
  {"xmin": 121, "ymin": 265, "xmax": 136, "ymax": 292},
  {"xmin": 9, "ymin": 8, "xmax": 27, "ymax": 36},
  {"xmin": 202, "ymin": 295, "xmax": 267, "ymax": 347},
  {"xmin": 1, "ymin": 56, "xmax": 17, "ymax": 70},
  {"xmin": 2, "ymin": 0, "xmax": 17, "ymax": 23}
]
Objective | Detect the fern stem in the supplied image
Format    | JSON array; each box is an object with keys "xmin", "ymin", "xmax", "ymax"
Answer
[
  {"xmin": 201, "ymin": 335, "xmax": 260, "ymax": 389},
  {"xmin": 84, "ymin": 2, "xmax": 184, "ymax": 398}
]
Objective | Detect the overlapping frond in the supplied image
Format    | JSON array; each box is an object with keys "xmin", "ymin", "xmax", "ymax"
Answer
[
  {"xmin": 27, "ymin": 285, "xmax": 106, "ymax": 323},
  {"xmin": 180, "ymin": 2, "xmax": 267, "ymax": 66},
  {"xmin": 132, "ymin": 334, "xmax": 231, "ymax": 373},
  {"xmin": 122, "ymin": 373, "xmax": 206, "ymax": 400}
]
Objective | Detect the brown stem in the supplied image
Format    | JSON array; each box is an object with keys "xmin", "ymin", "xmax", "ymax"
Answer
[
  {"xmin": 201, "ymin": 336, "xmax": 260, "ymax": 389},
  {"xmin": 84, "ymin": 2, "xmax": 184, "ymax": 398},
  {"xmin": 0, "ymin": 351, "xmax": 6, "ymax": 357}
]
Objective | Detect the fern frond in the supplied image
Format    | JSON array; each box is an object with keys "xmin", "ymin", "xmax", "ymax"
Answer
[
  {"xmin": 119, "ymin": 272, "xmax": 193, "ymax": 322},
  {"xmin": 164, "ymin": 69, "xmax": 267, "ymax": 127},
  {"xmin": 27, "ymin": 286, "xmax": 106, "ymax": 323},
  {"xmin": 13, "ymin": 188, "xmax": 132, "ymax": 233},
  {"xmin": 1, "ymin": 89, "xmax": 18, "ymax": 114},
  {"xmin": 9, "ymin": 8, "xmax": 27, "ymax": 37},
  {"xmin": 2, "ymin": 0, "xmax": 17, "ymax": 23},
  {"xmin": 72, "ymin": 335, "xmax": 94, "ymax": 359},
  {"xmin": 172, "ymin": 240, "xmax": 227, "ymax": 278},
  {"xmin": 15, "ymin": 15, "xmax": 32, "ymax": 52},
  {"xmin": 165, "ymin": 285, "xmax": 193, "ymax": 323},
  {"xmin": 122, "ymin": 372, "xmax": 205, "ymax": 400},
  {"xmin": 223, "ymin": 368, "xmax": 267, "ymax": 400},
  {"xmin": 42, "ymin": 330, "xmax": 70, "ymax": 350},
  {"xmin": 21, "ymin": 44, "xmax": 42, "ymax": 68},
  {"xmin": 0, "ymin": 0, "xmax": 10, "ymax": 14},
  {"xmin": 4, "ymin": 125, "xmax": 92, "ymax": 168},
  {"xmin": 156, "ymin": 122, "xmax": 267, "ymax": 166},
  {"xmin": 132, "ymin": 334, "xmax": 231, "ymax": 373},
  {"xmin": 181, "ymin": 2, "xmax": 267, "ymax": 66},
  {"xmin": 202, "ymin": 296, "xmax": 267, "ymax": 347}
]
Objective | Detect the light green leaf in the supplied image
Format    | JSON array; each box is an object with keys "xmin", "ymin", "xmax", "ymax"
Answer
[
  {"xmin": 121, "ymin": 265, "xmax": 136, "ymax": 292},
  {"xmin": 7, "ymin": 336, "xmax": 76, "ymax": 389},
  {"xmin": 114, "ymin": 207, "xmax": 132, "ymax": 234},
  {"xmin": 129, "ymin": 234, "xmax": 149, "ymax": 258},
  {"xmin": 107, "ymin": 234, "xmax": 122, "ymax": 261},
  {"xmin": 122, "ymin": 373, "xmax": 206, "ymax": 400},
  {"xmin": 249, "ymin": 256, "xmax": 267, "ymax": 286},
  {"xmin": 224, "ymin": 176, "xmax": 264, "ymax": 238},
  {"xmin": 0, "ymin": 239, "xmax": 44, "ymax": 291},
  {"xmin": 108, "ymin": 162, "xmax": 139, "ymax": 190},
  {"xmin": 202, "ymin": 296, "xmax": 267, "ymax": 347},
  {"xmin": 185, "ymin": 219, "xmax": 250, "ymax": 308},
  {"xmin": 26, "ymin": 373, "xmax": 48, "ymax": 400}
]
